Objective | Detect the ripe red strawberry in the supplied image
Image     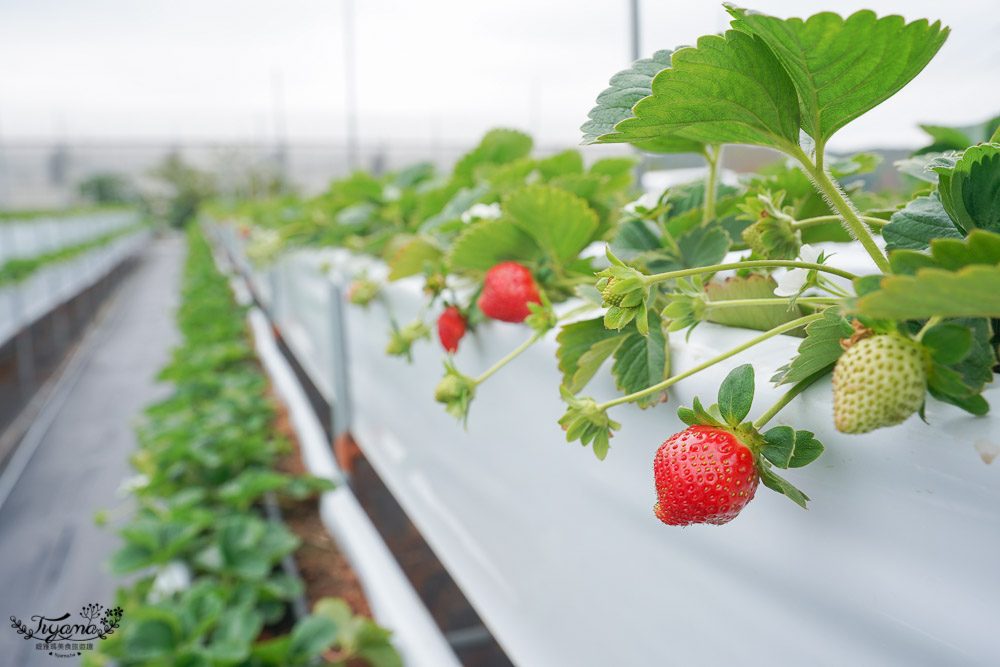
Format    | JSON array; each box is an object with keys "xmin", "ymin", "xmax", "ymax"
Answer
[
  {"xmin": 653, "ymin": 425, "xmax": 759, "ymax": 526},
  {"xmin": 477, "ymin": 262, "xmax": 542, "ymax": 323},
  {"xmin": 437, "ymin": 306, "xmax": 467, "ymax": 353}
]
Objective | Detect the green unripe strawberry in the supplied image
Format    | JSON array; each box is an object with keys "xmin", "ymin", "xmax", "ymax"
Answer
[
  {"xmin": 832, "ymin": 333, "xmax": 930, "ymax": 434},
  {"xmin": 601, "ymin": 277, "xmax": 626, "ymax": 307}
]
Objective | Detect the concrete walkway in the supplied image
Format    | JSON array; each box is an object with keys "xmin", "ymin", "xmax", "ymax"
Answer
[{"xmin": 0, "ymin": 235, "xmax": 183, "ymax": 665}]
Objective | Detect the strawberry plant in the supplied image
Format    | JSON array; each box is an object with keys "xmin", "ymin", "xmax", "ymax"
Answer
[
  {"xmin": 556, "ymin": 4, "xmax": 998, "ymax": 519},
  {"xmin": 89, "ymin": 227, "xmax": 400, "ymax": 666},
  {"xmin": 215, "ymin": 5, "xmax": 998, "ymax": 528}
]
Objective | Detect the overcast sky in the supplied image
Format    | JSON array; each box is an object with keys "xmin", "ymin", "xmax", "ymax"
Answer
[{"xmin": 1, "ymin": 0, "xmax": 998, "ymax": 152}]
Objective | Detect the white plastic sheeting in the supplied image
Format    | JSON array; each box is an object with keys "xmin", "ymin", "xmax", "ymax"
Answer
[
  {"xmin": 246, "ymin": 306, "xmax": 462, "ymax": 667},
  {"xmin": 0, "ymin": 210, "xmax": 137, "ymax": 263},
  {"xmin": 212, "ymin": 221, "xmax": 1000, "ymax": 667},
  {"xmin": 0, "ymin": 219, "xmax": 148, "ymax": 347}
]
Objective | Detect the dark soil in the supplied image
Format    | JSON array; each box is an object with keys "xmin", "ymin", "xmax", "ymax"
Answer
[{"xmin": 269, "ymin": 394, "xmax": 373, "ymax": 619}]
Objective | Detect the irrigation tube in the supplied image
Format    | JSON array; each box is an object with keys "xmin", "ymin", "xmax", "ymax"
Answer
[{"xmin": 246, "ymin": 306, "xmax": 462, "ymax": 667}]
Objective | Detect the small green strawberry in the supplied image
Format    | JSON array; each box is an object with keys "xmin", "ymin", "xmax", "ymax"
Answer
[
  {"xmin": 601, "ymin": 276, "xmax": 626, "ymax": 306},
  {"xmin": 832, "ymin": 333, "xmax": 931, "ymax": 434}
]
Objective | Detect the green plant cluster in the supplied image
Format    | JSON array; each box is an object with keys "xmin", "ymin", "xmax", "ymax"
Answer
[
  {"xmin": 0, "ymin": 204, "xmax": 133, "ymax": 222},
  {"xmin": 213, "ymin": 6, "xmax": 998, "ymax": 522},
  {"xmin": 0, "ymin": 220, "xmax": 147, "ymax": 287},
  {"xmin": 87, "ymin": 227, "xmax": 400, "ymax": 667}
]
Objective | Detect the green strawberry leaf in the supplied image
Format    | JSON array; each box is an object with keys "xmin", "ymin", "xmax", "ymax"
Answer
[
  {"xmin": 503, "ymin": 185, "xmax": 599, "ymax": 265},
  {"xmin": 717, "ymin": 363, "xmax": 755, "ymax": 427},
  {"xmin": 610, "ymin": 219, "xmax": 662, "ymax": 262},
  {"xmin": 446, "ymin": 218, "xmax": 542, "ymax": 274},
  {"xmin": 921, "ymin": 323, "xmax": 973, "ymax": 365},
  {"xmin": 854, "ymin": 266, "xmax": 1000, "ymax": 320},
  {"xmin": 934, "ymin": 143, "xmax": 1000, "ymax": 234},
  {"xmin": 855, "ymin": 232, "xmax": 1000, "ymax": 319},
  {"xmin": 593, "ymin": 30, "xmax": 800, "ymax": 152},
  {"xmin": 611, "ymin": 311, "xmax": 670, "ymax": 408},
  {"xmin": 893, "ymin": 152, "xmax": 958, "ymax": 184},
  {"xmin": 387, "ymin": 236, "xmax": 443, "ymax": 280},
  {"xmin": 927, "ymin": 379, "xmax": 990, "ymax": 415},
  {"xmin": 705, "ymin": 275, "xmax": 806, "ymax": 332},
  {"xmin": 917, "ymin": 115, "xmax": 1000, "ymax": 153},
  {"xmin": 728, "ymin": 6, "xmax": 949, "ymax": 144},
  {"xmin": 772, "ymin": 308, "xmax": 853, "ymax": 385},
  {"xmin": 678, "ymin": 396, "xmax": 726, "ymax": 428},
  {"xmin": 676, "ymin": 224, "xmax": 732, "ymax": 270},
  {"xmin": 761, "ymin": 426, "xmax": 824, "ymax": 469},
  {"xmin": 589, "ymin": 157, "xmax": 640, "ymax": 194},
  {"xmin": 556, "ymin": 317, "xmax": 627, "ymax": 392},
  {"xmin": 928, "ymin": 362, "xmax": 976, "ymax": 399},
  {"xmin": 946, "ymin": 317, "xmax": 995, "ymax": 394},
  {"xmin": 537, "ymin": 150, "xmax": 583, "ymax": 179},
  {"xmin": 451, "ymin": 129, "xmax": 533, "ymax": 187},
  {"xmin": 581, "ymin": 49, "xmax": 706, "ymax": 154},
  {"xmin": 882, "ymin": 192, "xmax": 963, "ymax": 252},
  {"xmin": 419, "ymin": 183, "xmax": 491, "ymax": 232},
  {"xmin": 756, "ymin": 456, "xmax": 810, "ymax": 508},
  {"xmin": 888, "ymin": 230, "xmax": 1000, "ymax": 276}
]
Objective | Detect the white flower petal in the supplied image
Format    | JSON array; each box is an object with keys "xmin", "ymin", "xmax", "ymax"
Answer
[
  {"xmin": 148, "ymin": 561, "xmax": 192, "ymax": 603},
  {"xmin": 774, "ymin": 268, "xmax": 809, "ymax": 297},
  {"xmin": 624, "ymin": 190, "xmax": 662, "ymax": 216},
  {"xmin": 116, "ymin": 474, "xmax": 150, "ymax": 498},
  {"xmin": 798, "ymin": 243, "xmax": 821, "ymax": 264},
  {"xmin": 461, "ymin": 203, "xmax": 501, "ymax": 223}
]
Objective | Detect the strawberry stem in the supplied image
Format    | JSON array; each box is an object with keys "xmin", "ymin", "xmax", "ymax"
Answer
[
  {"xmin": 704, "ymin": 297, "xmax": 837, "ymax": 309},
  {"xmin": 702, "ymin": 144, "xmax": 722, "ymax": 224},
  {"xmin": 597, "ymin": 312, "xmax": 824, "ymax": 411},
  {"xmin": 789, "ymin": 145, "xmax": 891, "ymax": 274},
  {"xmin": 752, "ymin": 368, "xmax": 830, "ymax": 430},
  {"xmin": 914, "ymin": 316, "xmax": 942, "ymax": 343},
  {"xmin": 473, "ymin": 332, "xmax": 543, "ymax": 385},
  {"xmin": 792, "ymin": 214, "xmax": 888, "ymax": 230},
  {"xmin": 643, "ymin": 260, "xmax": 858, "ymax": 286}
]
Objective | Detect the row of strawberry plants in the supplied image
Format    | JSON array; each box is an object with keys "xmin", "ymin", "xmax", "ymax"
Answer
[
  {"xmin": 0, "ymin": 219, "xmax": 148, "ymax": 287},
  {"xmin": 87, "ymin": 226, "xmax": 400, "ymax": 667},
  {"xmin": 225, "ymin": 5, "xmax": 998, "ymax": 528}
]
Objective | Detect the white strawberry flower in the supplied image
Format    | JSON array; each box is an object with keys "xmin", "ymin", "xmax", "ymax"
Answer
[
  {"xmin": 148, "ymin": 561, "xmax": 192, "ymax": 602},
  {"xmin": 116, "ymin": 474, "xmax": 151, "ymax": 498},
  {"xmin": 460, "ymin": 203, "xmax": 502, "ymax": 223},
  {"xmin": 773, "ymin": 244, "xmax": 821, "ymax": 297},
  {"xmin": 623, "ymin": 191, "xmax": 662, "ymax": 216}
]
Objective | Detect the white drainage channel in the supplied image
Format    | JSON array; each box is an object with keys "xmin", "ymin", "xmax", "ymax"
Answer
[{"xmin": 245, "ymin": 302, "xmax": 461, "ymax": 667}]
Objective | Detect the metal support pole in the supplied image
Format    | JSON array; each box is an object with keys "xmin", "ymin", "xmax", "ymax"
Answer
[
  {"xmin": 342, "ymin": 0, "xmax": 360, "ymax": 172},
  {"xmin": 12, "ymin": 289, "xmax": 35, "ymax": 398},
  {"xmin": 328, "ymin": 280, "xmax": 352, "ymax": 440},
  {"xmin": 629, "ymin": 0, "xmax": 641, "ymax": 62}
]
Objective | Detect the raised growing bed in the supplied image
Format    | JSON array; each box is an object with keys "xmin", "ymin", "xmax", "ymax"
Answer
[
  {"xmin": 209, "ymin": 222, "xmax": 999, "ymax": 666},
  {"xmin": 203, "ymin": 6, "xmax": 1000, "ymax": 664}
]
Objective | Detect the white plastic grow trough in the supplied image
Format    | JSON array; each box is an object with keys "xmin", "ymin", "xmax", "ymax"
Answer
[
  {"xmin": 0, "ymin": 219, "xmax": 148, "ymax": 347},
  {"xmin": 211, "ymin": 221, "xmax": 1000, "ymax": 667}
]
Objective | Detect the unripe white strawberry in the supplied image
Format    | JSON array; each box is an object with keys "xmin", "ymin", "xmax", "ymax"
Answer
[{"xmin": 832, "ymin": 333, "xmax": 930, "ymax": 434}]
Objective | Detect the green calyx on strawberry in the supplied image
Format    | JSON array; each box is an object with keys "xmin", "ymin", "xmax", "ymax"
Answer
[
  {"xmin": 558, "ymin": 386, "xmax": 621, "ymax": 460},
  {"xmin": 386, "ymin": 319, "xmax": 431, "ymax": 361},
  {"xmin": 478, "ymin": 262, "xmax": 543, "ymax": 323},
  {"xmin": 347, "ymin": 277, "xmax": 379, "ymax": 306},
  {"xmin": 737, "ymin": 190, "xmax": 801, "ymax": 260},
  {"xmin": 833, "ymin": 332, "xmax": 931, "ymax": 434},
  {"xmin": 656, "ymin": 364, "xmax": 824, "ymax": 526},
  {"xmin": 595, "ymin": 247, "xmax": 652, "ymax": 335},
  {"xmin": 434, "ymin": 360, "xmax": 477, "ymax": 425},
  {"xmin": 437, "ymin": 306, "xmax": 468, "ymax": 354}
]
